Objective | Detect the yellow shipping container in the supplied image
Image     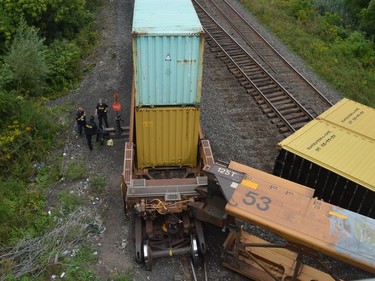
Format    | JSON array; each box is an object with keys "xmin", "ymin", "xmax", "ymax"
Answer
[
  {"xmin": 135, "ymin": 106, "xmax": 200, "ymax": 169},
  {"xmin": 277, "ymin": 98, "xmax": 375, "ymax": 192}
]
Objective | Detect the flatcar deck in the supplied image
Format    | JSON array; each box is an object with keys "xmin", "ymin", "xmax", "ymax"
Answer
[{"xmin": 206, "ymin": 161, "xmax": 375, "ymax": 275}]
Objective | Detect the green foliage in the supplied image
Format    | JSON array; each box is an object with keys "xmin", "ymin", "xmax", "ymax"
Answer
[
  {"xmin": 0, "ymin": 62, "xmax": 14, "ymax": 91},
  {"xmin": 90, "ymin": 175, "xmax": 106, "ymax": 193},
  {"xmin": 336, "ymin": 32, "xmax": 375, "ymax": 65},
  {"xmin": 240, "ymin": 0, "xmax": 375, "ymax": 108},
  {"xmin": 281, "ymin": 0, "xmax": 316, "ymax": 21},
  {"xmin": 359, "ymin": 0, "xmax": 375, "ymax": 37},
  {"xmin": 112, "ymin": 269, "xmax": 134, "ymax": 281},
  {"xmin": 343, "ymin": 0, "xmax": 371, "ymax": 19},
  {"xmin": 0, "ymin": 0, "xmax": 48, "ymax": 49},
  {"xmin": 74, "ymin": 24, "xmax": 99, "ymax": 58},
  {"xmin": 49, "ymin": 0, "xmax": 95, "ymax": 40},
  {"xmin": 0, "ymin": 1, "xmax": 104, "ymax": 278},
  {"xmin": 319, "ymin": 13, "xmax": 349, "ymax": 42},
  {"xmin": 57, "ymin": 244, "xmax": 100, "ymax": 281},
  {"xmin": 65, "ymin": 160, "xmax": 86, "ymax": 180},
  {"xmin": 0, "ymin": 91, "xmax": 17, "ymax": 125},
  {"xmin": 0, "ymin": 0, "xmax": 98, "ymax": 46},
  {"xmin": 58, "ymin": 191, "xmax": 84, "ymax": 213},
  {"xmin": 0, "ymin": 177, "xmax": 53, "ymax": 245},
  {"xmin": 0, "ymin": 97, "xmax": 59, "ymax": 174},
  {"xmin": 45, "ymin": 39, "xmax": 82, "ymax": 93},
  {"xmin": 0, "ymin": 0, "xmax": 101, "ymax": 97},
  {"xmin": 2, "ymin": 19, "xmax": 48, "ymax": 96}
]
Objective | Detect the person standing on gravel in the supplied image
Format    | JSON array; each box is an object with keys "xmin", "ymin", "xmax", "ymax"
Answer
[
  {"xmin": 75, "ymin": 107, "xmax": 86, "ymax": 137},
  {"xmin": 95, "ymin": 98, "xmax": 109, "ymax": 130},
  {"xmin": 84, "ymin": 116, "xmax": 99, "ymax": 151}
]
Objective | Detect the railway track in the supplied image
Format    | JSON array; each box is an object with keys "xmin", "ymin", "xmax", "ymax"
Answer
[{"xmin": 193, "ymin": 0, "xmax": 333, "ymax": 135}]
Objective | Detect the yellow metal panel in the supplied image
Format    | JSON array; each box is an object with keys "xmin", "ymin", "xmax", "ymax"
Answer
[
  {"xmin": 229, "ymin": 161, "xmax": 315, "ymax": 198},
  {"xmin": 225, "ymin": 181, "xmax": 375, "ymax": 274},
  {"xmin": 135, "ymin": 107, "xmax": 200, "ymax": 169},
  {"xmin": 317, "ymin": 98, "xmax": 375, "ymax": 140},
  {"xmin": 278, "ymin": 118, "xmax": 375, "ymax": 192}
]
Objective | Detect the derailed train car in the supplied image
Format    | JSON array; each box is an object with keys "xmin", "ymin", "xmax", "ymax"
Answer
[
  {"xmin": 273, "ymin": 98, "xmax": 375, "ymax": 218},
  {"xmin": 201, "ymin": 161, "xmax": 375, "ymax": 280},
  {"xmin": 121, "ymin": 0, "xmax": 214, "ymax": 270}
]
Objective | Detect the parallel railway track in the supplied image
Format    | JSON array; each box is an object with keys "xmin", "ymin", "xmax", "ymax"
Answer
[{"xmin": 193, "ymin": 0, "xmax": 333, "ymax": 135}]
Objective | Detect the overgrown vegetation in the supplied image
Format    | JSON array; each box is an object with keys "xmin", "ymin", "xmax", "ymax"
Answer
[
  {"xmin": 0, "ymin": 0, "xmax": 131, "ymax": 279},
  {"xmin": 65, "ymin": 160, "xmax": 87, "ymax": 181},
  {"xmin": 240, "ymin": 0, "xmax": 375, "ymax": 107},
  {"xmin": 90, "ymin": 175, "xmax": 107, "ymax": 194}
]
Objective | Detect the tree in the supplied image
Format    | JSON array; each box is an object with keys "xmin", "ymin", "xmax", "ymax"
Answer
[
  {"xmin": 0, "ymin": 0, "xmax": 49, "ymax": 48},
  {"xmin": 359, "ymin": 0, "xmax": 375, "ymax": 38},
  {"xmin": 3, "ymin": 19, "xmax": 48, "ymax": 96},
  {"xmin": 343, "ymin": 0, "xmax": 370, "ymax": 26},
  {"xmin": 0, "ymin": 0, "xmax": 95, "ymax": 47}
]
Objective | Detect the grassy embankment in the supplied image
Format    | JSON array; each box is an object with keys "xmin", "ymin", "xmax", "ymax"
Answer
[{"xmin": 241, "ymin": 0, "xmax": 375, "ymax": 107}]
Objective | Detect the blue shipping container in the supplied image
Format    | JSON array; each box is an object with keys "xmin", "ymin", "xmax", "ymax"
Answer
[{"xmin": 132, "ymin": 0, "xmax": 205, "ymax": 107}]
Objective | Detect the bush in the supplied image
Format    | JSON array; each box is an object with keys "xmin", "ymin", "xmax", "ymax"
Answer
[
  {"xmin": 0, "ymin": 177, "xmax": 52, "ymax": 245},
  {"xmin": 45, "ymin": 40, "xmax": 82, "ymax": 94},
  {"xmin": 0, "ymin": 97, "xmax": 59, "ymax": 175},
  {"xmin": 2, "ymin": 19, "xmax": 48, "ymax": 96}
]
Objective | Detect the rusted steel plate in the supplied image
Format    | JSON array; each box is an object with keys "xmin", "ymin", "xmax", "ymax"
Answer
[
  {"xmin": 208, "ymin": 162, "xmax": 375, "ymax": 274},
  {"xmin": 223, "ymin": 231, "xmax": 336, "ymax": 281}
]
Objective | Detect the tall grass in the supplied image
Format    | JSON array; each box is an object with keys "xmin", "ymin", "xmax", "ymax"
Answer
[{"xmin": 240, "ymin": 0, "xmax": 375, "ymax": 107}]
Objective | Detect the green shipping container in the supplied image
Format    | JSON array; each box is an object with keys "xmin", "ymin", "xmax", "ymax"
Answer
[{"xmin": 135, "ymin": 106, "xmax": 200, "ymax": 169}]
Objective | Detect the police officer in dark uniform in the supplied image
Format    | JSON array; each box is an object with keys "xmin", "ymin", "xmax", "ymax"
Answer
[
  {"xmin": 95, "ymin": 98, "xmax": 109, "ymax": 130},
  {"xmin": 75, "ymin": 107, "xmax": 86, "ymax": 136},
  {"xmin": 84, "ymin": 116, "xmax": 99, "ymax": 150}
]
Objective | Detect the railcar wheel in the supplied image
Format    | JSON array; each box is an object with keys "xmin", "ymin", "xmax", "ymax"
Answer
[
  {"xmin": 190, "ymin": 234, "xmax": 200, "ymax": 266},
  {"xmin": 143, "ymin": 240, "xmax": 153, "ymax": 271}
]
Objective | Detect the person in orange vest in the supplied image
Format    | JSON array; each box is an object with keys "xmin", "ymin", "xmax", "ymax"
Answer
[
  {"xmin": 84, "ymin": 116, "xmax": 99, "ymax": 151},
  {"xmin": 95, "ymin": 98, "xmax": 109, "ymax": 130}
]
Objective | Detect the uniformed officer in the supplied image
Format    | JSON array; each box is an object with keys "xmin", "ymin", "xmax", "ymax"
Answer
[
  {"xmin": 95, "ymin": 98, "xmax": 109, "ymax": 130},
  {"xmin": 75, "ymin": 107, "xmax": 86, "ymax": 136},
  {"xmin": 84, "ymin": 116, "xmax": 99, "ymax": 150}
]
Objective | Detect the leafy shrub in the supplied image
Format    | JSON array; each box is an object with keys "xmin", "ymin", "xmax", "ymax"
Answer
[
  {"xmin": 320, "ymin": 12, "xmax": 349, "ymax": 41},
  {"xmin": 281, "ymin": 0, "xmax": 316, "ymax": 19},
  {"xmin": 2, "ymin": 19, "xmax": 48, "ymax": 96},
  {"xmin": 0, "ymin": 177, "xmax": 52, "ymax": 245},
  {"xmin": 334, "ymin": 31, "xmax": 375, "ymax": 67},
  {"xmin": 0, "ymin": 96, "xmax": 59, "ymax": 175},
  {"xmin": 45, "ymin": 39, "xmax": 81, "ymax": 94},
  {"xmin": 74, "ymin": 25, "xmax": 99, "ymax": 58}
]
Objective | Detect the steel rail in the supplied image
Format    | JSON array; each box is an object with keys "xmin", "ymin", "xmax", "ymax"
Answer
[
  {"xmin": 193, "ymin": 0, "xmax": 315, "ymax": 134},
  {"xmin": 214, "ymin": 0, "xmax": 333, "ymax": 107}
]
